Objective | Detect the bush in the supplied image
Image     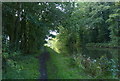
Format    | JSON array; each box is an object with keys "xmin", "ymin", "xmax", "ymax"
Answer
[{"xmin": 73, "ymin": 54, "xmax": 119, "ymax": 78}]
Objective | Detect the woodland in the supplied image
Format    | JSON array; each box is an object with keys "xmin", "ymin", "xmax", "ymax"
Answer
[{"xmin": 2, "ymin": 2, "xmax": 120, "ymax": 79}]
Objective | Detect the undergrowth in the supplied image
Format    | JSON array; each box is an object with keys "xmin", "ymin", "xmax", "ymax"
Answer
[{"xmin": 2, "ymin": 51, "xmax": 40, "ymax": 79}]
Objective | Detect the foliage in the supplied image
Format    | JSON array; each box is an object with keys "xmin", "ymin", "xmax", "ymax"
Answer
[
  {"xmin": 2, "ymin": 52, "xmax": 40, "ymax": 79},
  {"xmin": 52, "ymin": 2, "xmax": 120, "ymax": 56},
  {"xmin": 2, "ymin": 2, "xmax": 75, "ymax": 79},
  {"xmin": 2, "ymin": 2, "xmax": 120, "ymax": 79},
  {"xmin": 2, "ymin": 2, "xmax": 66, "ymax": 53},
  {"xmin": 73, "ymin": 54, "xmax": 119, "ymax": 79},
  {"xmin": 107, "ymin": 2, "xmax": 120, "ymax": 46}
]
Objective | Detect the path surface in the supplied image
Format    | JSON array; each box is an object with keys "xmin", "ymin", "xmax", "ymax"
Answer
[{"xmin": 39, "ymin": 51, "xmax": 50, "ymax": 79}]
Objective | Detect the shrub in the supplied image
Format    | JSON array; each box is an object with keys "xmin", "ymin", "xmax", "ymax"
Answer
[{"xmin": 73, "ymin": 54, "xmax": 119, "ymax": 78}]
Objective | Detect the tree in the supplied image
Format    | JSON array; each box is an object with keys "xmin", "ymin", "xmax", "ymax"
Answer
[
  {"xmin": 107, "ymin": 2, "xmax": 120, "ymax": 46},
  {"xmin": 2, "ymin": 2, "xmax": 66, "ymax": 54}
]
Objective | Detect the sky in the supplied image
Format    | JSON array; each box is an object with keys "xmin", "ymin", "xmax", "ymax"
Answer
[{"xmin": 45, "ymin": 30, "xmax": 59, "ymax": 41}]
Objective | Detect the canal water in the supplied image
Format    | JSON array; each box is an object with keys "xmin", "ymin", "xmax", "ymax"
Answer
[{"xmin": 85, "ymin": 47, "xmax": 119, "ymax": 60}]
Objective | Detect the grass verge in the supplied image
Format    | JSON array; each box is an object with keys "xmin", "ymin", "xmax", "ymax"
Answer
[{"xmin": 46, "ymin": 47, "xmax": 90, "ymax": 79}]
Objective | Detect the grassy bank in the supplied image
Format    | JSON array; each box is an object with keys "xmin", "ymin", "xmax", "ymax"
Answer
[
  {"xmin": 46, "ymin": 47, "xmax": 90, "ymax": 79},
  {"xmin": 2, "ymin": 52, "xmax": 40, "ymax": 79},
  {"xmin": 46, "ymin": 47, "xmax": 119, "ymax": 79}
]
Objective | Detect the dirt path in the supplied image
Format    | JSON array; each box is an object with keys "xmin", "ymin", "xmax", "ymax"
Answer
[{"xmin": 39, "ymin": 51, "xmax": 50, "ymax": 79}]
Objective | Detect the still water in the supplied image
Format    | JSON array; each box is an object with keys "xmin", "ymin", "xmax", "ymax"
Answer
[{"xmin": 84, "ymin": 47, "xmax": 119, "ymax": 60}]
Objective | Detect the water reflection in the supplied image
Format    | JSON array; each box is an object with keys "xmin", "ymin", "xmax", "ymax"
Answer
[{"xmin": 83, "ymin": 47, "xmax": 119, "ymax": 60}]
